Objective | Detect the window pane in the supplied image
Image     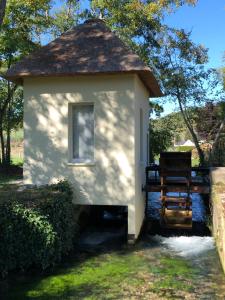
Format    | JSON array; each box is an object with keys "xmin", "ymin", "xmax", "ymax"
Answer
[{"xmin": 72, "ymin": 105, "xmax": 94, "ymax": 161}]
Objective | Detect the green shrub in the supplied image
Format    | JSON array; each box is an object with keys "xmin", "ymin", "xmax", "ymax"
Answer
[
  {"xmin": 175, "ymin": 146, "xmax": 195, "ymax": 152},
  {"xmin": 0, "ymin": 181, "xmax": 77, "ymax": 277}
]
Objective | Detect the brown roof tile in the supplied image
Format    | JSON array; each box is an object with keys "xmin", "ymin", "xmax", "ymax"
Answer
[{"xmin": 5, "ymin": 19, "xmax": 162, "ymax": 97}]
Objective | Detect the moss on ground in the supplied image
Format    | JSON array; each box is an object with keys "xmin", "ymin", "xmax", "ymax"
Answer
[
  {"xmin": 6, "ymin": 248, "xmax": 200, "ymax": 300},
  {"xmin": 151, "ymin": 256, "xmax": 196, "ymax": 298}
]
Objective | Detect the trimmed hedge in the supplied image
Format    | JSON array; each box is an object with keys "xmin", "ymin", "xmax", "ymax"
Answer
[{"xmin": 0, "ymin": 181, "xmax": 77, "ymax": 277}]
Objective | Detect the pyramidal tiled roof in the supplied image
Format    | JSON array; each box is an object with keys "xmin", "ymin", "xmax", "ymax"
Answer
[{"xmin": 6, "ymin": 19, "xmax": 162, "ymax": 97}]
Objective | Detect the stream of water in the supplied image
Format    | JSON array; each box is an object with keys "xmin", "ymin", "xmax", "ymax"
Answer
[
  {"xmin": 142, "ymin": 189, "xmax": 225, "ymax": 298},
  {"xmin": 136, "ymin": 233, "xmax": 225, "ymax": 299},
  {"xmin": 69, "ymin": 185, "xmax": 225, "ymax": 299},
  {"xmin": 148, "ymin": 192, "xmax": 206, "ymax": 222}
]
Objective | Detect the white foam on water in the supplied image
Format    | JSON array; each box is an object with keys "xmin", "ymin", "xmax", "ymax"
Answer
[{"xmin": 153, "ymin": 235, "xmax": 215, "ymax": 258}]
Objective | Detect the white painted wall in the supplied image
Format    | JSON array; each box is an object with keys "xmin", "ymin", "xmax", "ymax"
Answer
[
  {"xmin": 23, "ymin": 74, "xmax": 149, "ymax": 238},
  {"xmin": 134, "ymin": 75, "xmax": 150, "ymax": 237}
]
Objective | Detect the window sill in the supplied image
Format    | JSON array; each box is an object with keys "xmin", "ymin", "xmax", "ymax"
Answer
[{"xmin": 67, "ymin": 161, "xmax": 96, "ymax": 167}]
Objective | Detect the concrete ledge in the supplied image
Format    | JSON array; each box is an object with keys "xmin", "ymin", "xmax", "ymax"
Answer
[
  {"xmin": 210, "ymin": 167, "xmax": 225, "ymax": 185},
  {"xmin": 211, "ymin": 167, "xmax": 225, "ymax": 273}
]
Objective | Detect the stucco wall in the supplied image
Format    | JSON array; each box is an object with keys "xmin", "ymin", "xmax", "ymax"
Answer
[
  {"xmin": 211, "ymin": 167, "xmax": 225, "ymax": 273},
  {"xmin": 210, "ymin": 167, "xmax": 225, "ymax": 185},
  {"xmin": 23, "ymin": 74, "xmax": 150, "ymax": 238},
  {"xmin": 24, "ymin": 75, "xmax": 135, "ymax": 208},
  {"xmin": 134, "ymin": 75, "xmax": 150, "ymax": 237}
]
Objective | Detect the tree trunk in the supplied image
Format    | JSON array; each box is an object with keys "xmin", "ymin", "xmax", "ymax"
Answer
[
  {"xmin": 212, "ymin": 120, "xmax": 225, "ymax": 149},
  {"xmin": 5, "ymin": 79, "xmax": 13, "ymax": 165},
  {"xmin": 210, "ymin": 119, "xmax": 225, "ymax": 163},
  {"xmin": 0, "ymin": 120, "xmax": 5, "ymax": 164},
  {"xmin": 0, "ymin": 0, "xmax": 6, "ymax": 27},
  {"xmin": 5, "ymin": 104, "xmax": 11, "ymax": 165},
  {"xmin": 5, "ymin": 127, "xmax": 10, "ymax": 164},
  {"xmin": 177, "ymin": 94, "xmax": 205, "ymax": 166}
]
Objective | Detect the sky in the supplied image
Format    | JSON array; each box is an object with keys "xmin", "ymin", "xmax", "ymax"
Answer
[
  {"xmin": 161, "ymin": 0, "xmax": 225, "ymax": 114},
  {"xmin": 55, "ymin": 0, "xmax": 225, "ymax": 115},
  {"xmin": 73, "ymin": 0, "xmax": 225, "ymax": 69},
  {"xmin": 55, "ymin": 0, "xmax": 225, "ymax": 68},
  {"xmin": 164, "ymin": 0, "xmax": 225, "ymax": 69}
]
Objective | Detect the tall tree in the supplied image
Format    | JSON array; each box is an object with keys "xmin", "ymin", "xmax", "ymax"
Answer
[
  {"xmin": 51, "ymin": 0, "xmax": 79, "ymax": 37},
  {"xmin": 84, "ymin": 1, "xmax": 224, "ymax": 165},
  {"xmin": 0, "ymin": 0, "xmax": 52, "ymax": 165},
  {"xmin": 158, "ymin": 29, "xmax": 223, "ymax": 165},
  {"xmin": 0, "ymin": 0, "xmax": 6, "ymax": 27}
]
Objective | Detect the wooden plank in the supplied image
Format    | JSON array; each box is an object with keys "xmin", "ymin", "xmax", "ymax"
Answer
[
  {"xmin": 161, "ymin": 196, "xmax": 190, "ymax": 201},
  {"xmin": 162, "ymin": 223, "xmax": 192, "ymax": 229},
  {"xmin": 145, "ymin": 155, "xmax": 209, "ymax": 230},
  {"xmin": 163, "ymin": 209, "xmax": 192, "ymax": 224},
  {"xmin": 145, "ymin": 184, "xmax": 210, "ymax": 194},
  {"xmin": 146, "ymin": 165, "xmax": 210, "ymax": 174}
]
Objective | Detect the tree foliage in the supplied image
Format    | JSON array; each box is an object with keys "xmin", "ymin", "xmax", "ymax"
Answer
[
  {"xmin": 157, "ymin": 29, "xmax": 224, "ymax": 165},
  {"xmin": 1, "ymin": 0, "xmax": 224, "ymax": 167},
  {"xmin": 51, "ymin": 0, "xmax": 79, "ymax": 37},
  {"xmin": 0, "ymin": 0, "xmax": 6, "ymax": 27},
  {"xmin": 85, "ymin": 0, "xmax": 224, "ymax": 165},
  {"xmin": 149, "ymin": 125, "xmax": 173, "ymax": 162},
  {"xmin": 194, "ymin": 102, "xmax": 225, "ymax": 142},
  {"xmin": 0, "ymin": 0, "xmax": 52, "ymax": 165},
  {"xmin": 195, "ymin": 101, "xmax": 225, "ymax": 166}
]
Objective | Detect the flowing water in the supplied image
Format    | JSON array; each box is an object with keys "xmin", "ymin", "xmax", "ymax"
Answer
[
  {"xmin": 140, "ymin": 188, "xmax": 225, "ymax": 299},
  {"xmin": 136, "ymin": 234, "xmax": 225, "ymax": 299},
  {"xmin": 147, "ymin": 192, "xmax": 206, "ymax": 222}
]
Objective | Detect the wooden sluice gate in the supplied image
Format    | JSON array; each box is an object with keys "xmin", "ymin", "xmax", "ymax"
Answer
[{"xmin": 144, "ymin": 152, "xmax": 210, "ymax": 229}]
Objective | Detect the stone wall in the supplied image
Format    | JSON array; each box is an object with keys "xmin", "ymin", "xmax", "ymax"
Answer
[{"xmin": 211, "ymin": 167, "xmax": 225, "ymax": 273}]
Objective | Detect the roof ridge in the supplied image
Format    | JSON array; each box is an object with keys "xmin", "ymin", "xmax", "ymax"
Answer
[{"xmin": 5, "ymin": 19, "xmax": 162, "ymax": 97}]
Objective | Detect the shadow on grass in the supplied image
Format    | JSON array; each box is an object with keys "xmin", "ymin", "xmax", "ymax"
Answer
[
  {"xmin": 0, "ymin": 165, "xmax": 23, "ymax": 185},
  {"xmin": 4, "ymin": 247, "xmax": 148, "ymax": 300},
  {"xmin": 8, "ymin": 282, "xmax": 107, "ymax": 300},
  {"xmin": 1, "ymin": 234, "xmax": 203, "ymax": 300}
]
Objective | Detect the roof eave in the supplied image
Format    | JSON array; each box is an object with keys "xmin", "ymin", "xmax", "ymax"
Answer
[
  {"xmin": 137, "ymin": 70, "xmax": 163, "ymax": 98},
  {"xmin": 5, "ymin": 70, "xmax": 163, "ymax": 97}
]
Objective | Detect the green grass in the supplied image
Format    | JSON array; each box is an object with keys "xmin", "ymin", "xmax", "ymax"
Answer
[
  {"xmin": 0, "ymin": 173, "xmax": 22, "ymax": 184},
  {"xmin": 8, "ymin": 252, "xmax": 147, "ymax": 300},
  {"xmin": 0, "ymin": 157, "xmax": 23, "ymax": 185},
  {"xmin": 192, "ymin": 157, "xmax": 199, "ymax": 167},
  {"xmin": 151, "ymin": 257, "xmax": 196, "ymax": 295},
  {"xmin": 6, "ymin": 248, "xmax": 199, "ymax": 300},
  {"xmin": 11, "ymin": 156, "xmax": 24, "ymax": 166}
]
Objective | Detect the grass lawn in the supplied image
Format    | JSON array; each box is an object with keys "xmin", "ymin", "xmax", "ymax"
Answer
[
  {"xmin": 191, "ymin": 157, "xmax": 200, "ymax": 167},
  {"xmin": 5, "ymin": 245, "xmax": 199, "ymax": 300},
  {"xmin": 0, "ymin": 173, "xmax": 22, "ymax": 185},
  {"xmin": 0, "ymin": 161, "xmax": 23, "ymax": 185},
  {"xmin": 11, "ymin": 156, "xmax": 23, "ymax": 167}
]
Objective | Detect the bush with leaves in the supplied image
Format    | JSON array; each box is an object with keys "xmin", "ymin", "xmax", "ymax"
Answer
[
  {"xmin": 0, "ymin": 180, "xmax": 77, "ymax": 277},
  {"xmin": 149, "ymin": 125, "xmax": 173, "ymax": 162},
  {"xmin": 175, "ymin": 146, "xmax": 195, "ymax": 152}
]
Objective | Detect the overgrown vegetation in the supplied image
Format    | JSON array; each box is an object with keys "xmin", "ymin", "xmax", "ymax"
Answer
[{"xmin": 0, "ymin": 180, "xmax": 77, "ymax": 277}]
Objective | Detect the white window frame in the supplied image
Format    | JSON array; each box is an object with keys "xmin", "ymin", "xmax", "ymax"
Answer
[{"xmin": 68, "ymin": 102, "xmax": 95, "ymax": 166}]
